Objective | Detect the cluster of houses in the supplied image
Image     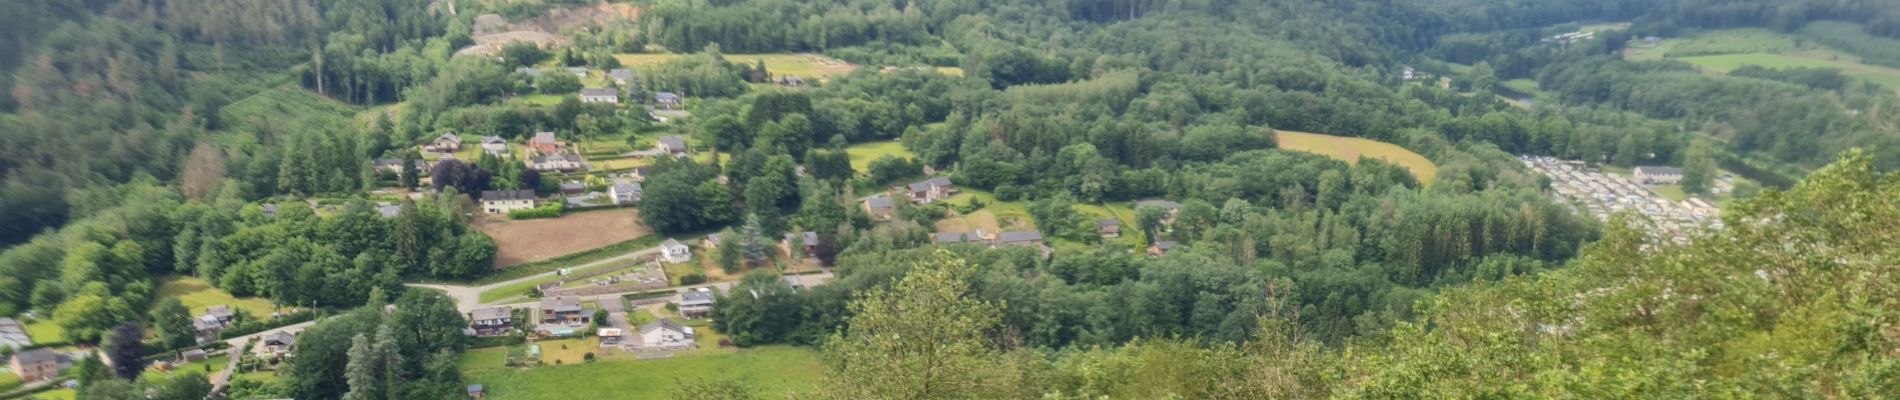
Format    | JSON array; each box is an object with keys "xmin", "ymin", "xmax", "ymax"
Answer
[
  {"xmin": 191, "ymin": 305, "xmax": 237, "ymax": 344},
  {"xmin": 1520, "ymin": 156, "xmax": 1722, "ymax": 244}
]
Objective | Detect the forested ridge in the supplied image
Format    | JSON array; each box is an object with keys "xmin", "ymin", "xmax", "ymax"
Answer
[{"xmin": 0, "ymin": 0, "xmax": 1897, "ymax": 398}]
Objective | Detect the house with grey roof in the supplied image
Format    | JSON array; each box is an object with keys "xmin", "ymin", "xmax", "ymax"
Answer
[
  {"xmin": 10, "ymin": 348, "xmax": 60, "ymax": 382},
  {"xmin": 934, "ymin": 231, "xmax": 983, "ymax": 245},
  {"xmin": 609, "ymin": 69, "xmax": 636, "ymax": 85},
  {"xmin": 480, "ymin": 136, "xmax": 510, "ymax": 157},
  {"xmin": 579, "ymin": 87, "xmax": 619, "ymax": 104},
  {"xmin": 1097, "ymin": 219, "xmax": 1121, "ymax": 238},
  {"xmin": 997, "ymin": 230, "xmax": 1044, "ymax": 247},
  {"xmin": 656, "ymin": 135, "xmax": 688, "ymax": 156},
  {"xmin": 610, "ymin": 182, "xmax": 643, "ymax": 205},
  {"xmin": 539, "ymin": 297, "xmax": 587, "ymax": 326},
  {"xmin": 481, "ymin": 190, "xmax": 537, "ymax": 214},
  {"xmin": 782, "ymin": 231, "xmax": 818, "ymax": 257},
  {"xmin": 259, "ymin": 331, "xmax": 297, "ymax": 356},
  {"xmin": 655, "ymin": 92, "xmax": 683, "ymax": 109},
  {"xmin": 863, "ymin": 196, "xmax": 894, "ymax": 219},
  {"xmin": 527, "ymin": 153, "xmax": 587, "ymax": 172},
  {"xmin": 469, "ymin": 307, "xmax": 514, "ymax": 336},
  {"xmin": 661, "ymin": 238, "xmax": 691, "ymax": 263},
  {"xmin": 903, "ymin": 177, "xmax": 957, "ymax": 204},
  {"xmin": 680, "ymin": 288, "xmax": 716, "ymax": 319}
]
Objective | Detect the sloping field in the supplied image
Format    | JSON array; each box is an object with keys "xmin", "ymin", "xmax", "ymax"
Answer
[
  {"xmin": 462, "ymin": 345, "xmax": 820, "ymax": 400},
  {"xmin": 220, "ymin": 84, "xmax": 358, "ymax": 134},
  {"xmin": 1676, "ymin": 52, "xmax": 1900, "ymax": 89},
  {"xmin": 479, "ymin": 209, "xmax": 650, "ymax": 267},
  {"xmin": 614, "ymin": 53, "xmax": 858, "ymax": 78},
  {"xmin": 1276, "ymin": 131, "xmax": 1438, "ymax": 186}
]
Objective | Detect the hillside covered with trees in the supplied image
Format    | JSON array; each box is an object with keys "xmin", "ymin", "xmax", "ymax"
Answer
[{"xmin": 1, "ymin": 0, "xmax": 1897, "ymax": 398}]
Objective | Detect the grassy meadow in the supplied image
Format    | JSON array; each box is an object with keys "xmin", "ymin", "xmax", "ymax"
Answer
[
  {"xmin": 154, "ymin": 277, "xmax": 278, "ymax": 318},
  {"xmin": 843, "ymin": 141, "xmax": 917, "ymax": 174}
]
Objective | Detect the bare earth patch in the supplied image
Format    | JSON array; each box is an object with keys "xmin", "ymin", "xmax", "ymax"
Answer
[{"xmin": 479, "ymin": 209, "xmax": 651, "ymax": 267}]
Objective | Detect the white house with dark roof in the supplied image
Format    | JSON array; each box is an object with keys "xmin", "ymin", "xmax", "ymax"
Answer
[
  {"xmin": 481, "ymin": 190, "xmax": 537, "ymax": 214},
  {"xmin": 527, "ymin": 154, "xmax": 587, "ymax": 172},
  {"xmin": 480, "ymin": 136, "xmax": 510, "ymax": 157},
  {"xmin": 660, "ymin": 238, "xmax": 691, "ymax": 263},
  {"xmin": 1634, "ymin": 166, "xmax": 1684, "ymax": 185},
  {"xmin": 579, "ymin": 87, "xmax": 619, "ymax": 104},
  {"xmin": 564, "ymin": 67, "xmax": 588, "ymax": 78},
  {"xmin": 468, "ymin": 307, "xmax": 514, "ymax": 337}
]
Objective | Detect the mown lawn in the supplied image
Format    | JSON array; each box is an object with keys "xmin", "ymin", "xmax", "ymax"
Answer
[
  {"xmin": 154, "ymin": 277, "xmax": 278, "ymax": 318},
  {"xmin": 141, "ymin": 355, "xmax": 227, "ymax": 384},
  {"xmin": 462, "ymin": 346, "xmax": 821, "ymax": 400},
  {"xmin": 22, "ymin": 319, "xmax": 62, "ymax": 344},
  {"xmin": 1275, "ymin": 131, "xmax": 1439, "ymax": 186},
  {"xmin": 30, "ymin": 388, "xmax": 75, "ymax": 400},
  {"xmin": 844, "ymin": 141, "xmax": 917, "ymax": 174},
  {"xmin": 1675, "ymin": 52, "xmax": 1900, "ymax": 89}
]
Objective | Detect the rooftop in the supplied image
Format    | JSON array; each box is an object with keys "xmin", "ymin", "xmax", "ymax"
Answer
[
  {"xmin": 579, "ymin": 87, "xmax": 617, "ymax": 97},
  {"xmin": 471, "ymin": 307, "xmax": 511, "ymax": 321},
  {"xmin": 998, "ymin": 230, "xmax": 1043, "ymax": 243},
  {"xmin": 483, "ymin": 190, "xmax": 536, "ymax": 201}
]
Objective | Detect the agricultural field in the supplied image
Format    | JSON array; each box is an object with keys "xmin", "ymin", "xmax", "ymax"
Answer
[
  {"xmin": 153, "ymin": 277, "xmax": 278, "ymax": 319},
  {"xmin": 1275, "ymin": 131, "xmax": 1439, "ymax": 186},
  {"xmin": 1627, "ymin": 28, "xmax": 1900, "ymax": 90},
  {"xmin": 843, "ymin": 141, "xmax": 917, "ymax": 173},
  {"xmin": 478, "ymin": 209, "xmax": 650, "ymax": 267},
  {"xmin": 461, "ymin": 345, "xmax": 821, "ymax": 400},
  {"xmin": 614, "ymin": 53, "xmax": 858, "ymax": 79},
  {"xmin": 1675, "ymin": 52, "xmax": 1900, "ymax": 89}
]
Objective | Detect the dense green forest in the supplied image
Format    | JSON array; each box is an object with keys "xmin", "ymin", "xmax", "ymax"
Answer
[{"xmin": 1, "ymin": 0, "xmax": 1898, "ymax": 398}]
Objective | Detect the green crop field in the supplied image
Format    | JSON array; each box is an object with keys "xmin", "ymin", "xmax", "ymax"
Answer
[
  {"xmin": 1675, "ymin": 53, "xmax": 1900, "ymax": 89},
  {"xmin": 154, "ymin": 277, "xmax": 279, "ymax": 318},
  {"xmin": 1276, "ymin": 131, "xmax": 1439, "ymax": 186},
  {"xmin": 462, "ymin": 345, "xmax": 821, "ymax": 400},
  {"xmin": 844, "ymin": 141, "xmax": 917, "ymax": 173},
  {"xmin": 1664, "ymin": 29, "xmax": 1797, "ymax": 57}
]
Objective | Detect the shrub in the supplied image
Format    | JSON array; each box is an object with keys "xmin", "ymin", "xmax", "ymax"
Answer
[
  {"xmin": 508, "ymin": 202, "xmax": 565, "ymax": 219},
  {"xmin": 678, "ymin": 273, "xmax": 708, "ymax": 285}
]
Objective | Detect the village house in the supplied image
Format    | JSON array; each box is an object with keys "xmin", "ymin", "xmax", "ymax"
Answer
[
  {"xmin": 193, "ymin": 315, "xmax": 225, "ymax": 344},
  {"xmin": 863, "ymin": 196, "xmax": 894, "ymax": 220},
  {"xmin": 782, "ymin": 231, "xmax": 818, "ymax": 257},
  {"xmin": 514, "ymin": 67, "xmax": 543, "ymax": 79},
  {"xmin": 1097, "ymin": 219, "xmax": 1121, "ymax": 238},
  {"xmin": 258, "ymin": 331, "xmax": 297, "ymax": 356},
  {"xmin": 559, "ymin": 181, "xmax": 585, "ymax": 195},
  {"xmin": 630, "ymin": 167, "xmax": 652, "ymax": 182},
  {"xmin": 1148, "ymin": 241, "xmax": 1178, "ymax": 257},
  {"xmin": 655, "ymin": 92, "xmax": 683, "ymax": 109},
  {"xmin": 528, "ymin": 131, "xmax": 563, "ymax": 154},
  {"xmin": 468, "ymin": 384, "xmax": 486, "ymax": 399},
  {"xmin": 480, "ymin": 136, "xmax": 509, "ymax": 157},
  {"xmin": 903, "ymin": 177, "xmax": 957, "ymax": 204},
  {"xmin": 610, "ymin": 182, "xmax": 643, "ymax": 205},
  {"xmin": 933, "ymin": 231, "xmax": 983, "ymax": 245},
  {"xmin": 656, "ymin": 135, "xmax": 689, "ymax": 156},
  {"xmin": 538, "ymin": 297, "xmax": 588, "ymax": 326},
  {"xmin": 1634, "ymin": 166, "xmax": 1685, "ymax": 185},
  {"xmin": 661, "ymin": 238, "xmax": 692, "ymax": 263},
  {"xmin": 468, "ymin": 307, "xmax": 514, "ymax": 337},
  {"xmin": 609, "ymin": 69, "xmax": 636, "ymax": 85},
  {"xmin": 527, "ymin": 154, "xmax": 587, "ymax": 172},
  {"xmin": 481, "ymin": 190, "xmax": 537, "ymax": 214},
  {"xmin": 565, "ymin": 67, "xmax": 588, "ymax": 78},
  {"xmin": 679, "ymin": 288, "xmax": 717, "ymax": 319},
  {"xmin": 996, "ymin": 231, "xmax": 1044, "ymax": 248},
  {"xmin": 578, "ymin": 87, "xmax": 619, "ymax": 104},
  {"xmin": 261, "ymin": 203, "xmax": 278, "ymax": 218},
  {"xmin": 180, "ymin": 349, "xmax": 209, "ymax": 362},
  {"xmin": 701, "ymin": 233, "xmax": 722, "ymax": 249},
  {"xmin": 426, "ymin": 133, "xmax": 462, "ymax": 152},
  {"xmin": 639, "ymin": 319, "xmax": 695, "ymax": 348},
  {"xmin": 10, "ymin": 348, "xmax": 59, "ymax": 382},
  {"xmin": 597, "ymin": 328, "xmax": 624, "ymax": 346},
  {"xmin": 0, "ymin": 318, "xmax": 31, "ymax": 349},
  {"xmin": 372, "ymin": 158, "xmax": 430, "ymax": 176}
]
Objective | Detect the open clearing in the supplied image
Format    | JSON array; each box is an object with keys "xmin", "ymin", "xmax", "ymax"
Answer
[
  {"xmin": 462, "ymin": 346, "xmax": 819, "ymax": 400},
  {"xmin": 479, "ymin": 209, "xmax": 650, "ymax": 267},
  {"xmin": 844, "ymin": 141, "xmax": 917, "ymax": 174},
  {"xmin": 614, "ymin": 53, "xmax": 858, "ymax": 79},
  {"xmin": 1675, "ymin": 52, "xmax": 1900, "ymax": 88},
  {"xmin": 154, "ymin": 277, "xmax": 278, "ymax": 318},
  {"xmin": 1626, "ymin": 28, "xmax": 1900, "ymax": 90},
  {"xmin": 1276, "ymin": 131, "xmax": 1439, "ymax": 186}
]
